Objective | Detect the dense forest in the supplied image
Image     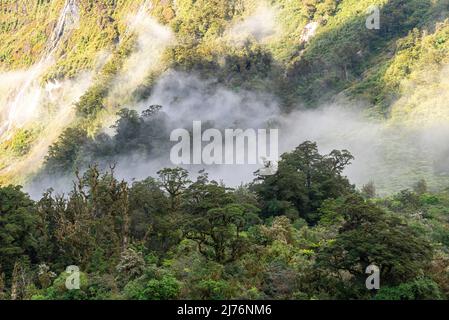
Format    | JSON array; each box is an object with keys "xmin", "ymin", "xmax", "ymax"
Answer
[
  {"xmin": 1, "ymin": 141, "xmax": 449, "ymax": 300},
  {"xmin": 1, "ymin": 0, "xmax": 449, "ymax": 300}
]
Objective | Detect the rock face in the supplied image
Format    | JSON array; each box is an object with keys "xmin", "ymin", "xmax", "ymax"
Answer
[
  {"xmin": 300, "ymin": 21, "xmax": 319, "ymax": 43},
  {"xmin": 46, "ymin": 0, "xmax": 80, "ymax": 56}
]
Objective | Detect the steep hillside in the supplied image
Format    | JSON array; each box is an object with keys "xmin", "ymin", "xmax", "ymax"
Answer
[{"xmin": 0, "ymin": 0, "xmax": 449, "ymax": 193}]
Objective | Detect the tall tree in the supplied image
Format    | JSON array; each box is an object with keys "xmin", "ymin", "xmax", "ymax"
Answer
[
  {"xmin": 252, "ymin": 141, "xmax": 354, "ymax": 223},
  {"xmin": 317, "ymin": 194, "xmax": 433, "ymax": 297}
]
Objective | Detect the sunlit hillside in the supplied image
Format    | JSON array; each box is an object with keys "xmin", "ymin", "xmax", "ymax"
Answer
[{"xmin": 0, "ymin": 0, "xmax": 448, "ymax": 193}]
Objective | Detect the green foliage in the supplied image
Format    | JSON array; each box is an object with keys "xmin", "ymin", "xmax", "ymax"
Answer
[
  {"xmin": 252, "ymin": 141, "xmax": 354, "ymax": 223},
  {"xmin": 41, "ymin": 106, "xmax": 169, "ymax": 176},
  {"xmin": 116, "ymin": 248, "xmax": 145, "ymax": 286},
  {"xmin": 141, "ymin": 275, "xmax": 180, "ymax": 300},
  {"xmin": 37, "ymin": 165, "xmax": 131, "ymax": 271},
  {"xmin": 0, "ymin": 185, "xmax": 39, "ymax": 283},
  {"xmin": 44, "ymin": 126, "xmax": 88, "ymax": 174},
  {"xmin": 75, "ymin": 85, "xmax": 107, "ymax": 118},
  {"xmin": 2, "ymin": 0, "xmax": 449, "ymax": 300},
  {"xmin": 375, "ymin": 277, "xmax": 443, "ymax": 300},
  {"xmin": 182, "ymin": 171, "xmax": 260, "ymax": 263},
  {"xmin": 4, "ymin": 129, "xmax": 36, "ymax": 156},
  {"xmin": 196, "ymin": 279, "xmax": 234, "ymax": 300},
  {"xmin": 2, "ymin": 140, "xmax": 449, "ymax": 300},
  {"xmin": 317, "ymin": 195, "xmax": 433, "ymax": 295},
  {"xmin": 41, "ymin": 271, "xmax": 89, "ymax": 300},
  {"xmin": 129, "ymin": 178, "xmax": 173, "ymax": 253},
  {"xmin": 123, "ymin": 265, "xmax": 180, "ymax": 300}
]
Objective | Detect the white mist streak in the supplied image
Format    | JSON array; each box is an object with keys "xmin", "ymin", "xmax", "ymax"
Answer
[
  {"xmin": 0, "ymin": 0, "xmax": 80, "ymax": 139},
  {"xmin": 225, "ymin": 4, "xmax": 280, "ymax": 46},
  {"xmin": 107, "ymin": 2, "xmax": 175, "ymax": 104},
  {"xmin": 113, "ymin": 72, "xmax": 449, "ymax": 194}
]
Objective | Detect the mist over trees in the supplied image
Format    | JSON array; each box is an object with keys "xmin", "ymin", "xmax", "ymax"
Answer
[
  {"xmin": 1, "ymin": 0, "xmax": 449, "ymax": 301},
  {"xmin": 1, "ymin": 142, "xmax": 448, "ymax": 300}
]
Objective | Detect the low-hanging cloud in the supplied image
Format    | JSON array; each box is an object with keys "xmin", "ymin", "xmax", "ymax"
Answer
[
  {"xmin": 95, "ymin": 70, "xmax": 449, "ymax": 195},
  {"xmin": 20, "ymin": 2, "xmax": 449, "ymax": 198},
  {"xmin": 225, "ymin": 4, "xmax": 280, "ymax": 46},
  {"xmin": 107, "ymin": 5, "xmax": 176, "ymax": 105}
]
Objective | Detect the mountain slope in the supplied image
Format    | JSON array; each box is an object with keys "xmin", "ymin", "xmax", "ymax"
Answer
[{"xmin": 0, "ymin": 0, "xmax": 449, "ymax": 193}]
